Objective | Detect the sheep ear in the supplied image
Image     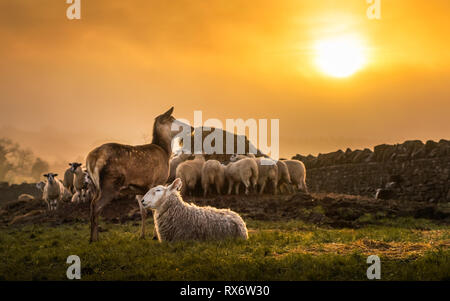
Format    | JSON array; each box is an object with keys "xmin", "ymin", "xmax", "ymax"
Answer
[
  {"xmin": 54, "ymin": 174, "xmax": 58, "ymax": 177},
  {"xmin": 43, "ymin": 174, "xmax": 48, "ymax": 178},
  {"xmin": 170, "ymin": 178, "xmax": 182, "ymax": 191}
]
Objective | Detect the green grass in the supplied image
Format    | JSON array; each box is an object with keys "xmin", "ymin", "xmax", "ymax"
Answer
[{"xmin": 0, "ymin": 218, "xmax": 448, "ymax": 281}]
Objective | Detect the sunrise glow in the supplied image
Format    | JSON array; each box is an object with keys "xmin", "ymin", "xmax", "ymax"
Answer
[{"xmin": 315, "ymin": 35, "xmax": 367, "ymax": 78}]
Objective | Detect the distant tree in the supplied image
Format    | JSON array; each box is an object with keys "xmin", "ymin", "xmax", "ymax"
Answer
[
  {"xmin": 31, "ymin": 157, "xmax": 50, "ymax": 181},
  {"xmin": 0, "ymin": 138, "xmax": 39, "ymax": 183},
  {"xmin": 0, "ymin": 139, "xmax": 14, "ymax": 182}
]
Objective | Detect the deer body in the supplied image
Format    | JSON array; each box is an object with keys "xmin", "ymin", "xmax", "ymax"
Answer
[{"xmin": 86, "ymin": 107, "xmax": 187, "ymax": 242}]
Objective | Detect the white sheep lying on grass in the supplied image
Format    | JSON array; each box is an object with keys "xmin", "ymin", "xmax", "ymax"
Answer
[{"xmin": 141, "ymin": 178, "xmax": 248, "ymax": 242}]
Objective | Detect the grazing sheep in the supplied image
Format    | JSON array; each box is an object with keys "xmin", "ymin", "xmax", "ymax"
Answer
[
  {"xmin": 168, "ymin": 153, "xmax": 191, "ymax": 183},
  {"xmin": 42, "ymin": 173, "xmax": 66, "ymax": 210},
  {"xmin": 276, "ymin": 160, "xmax": 292, "ymax": 194},
  {"xmin": 201, "ymin": 159, "xmax": 225, "ymax": 197},
  {"xmin": 175, "ymin": 154, "xmax": 205, "ymax": 196},
  {"xmin": 141, "ymin": 178, "xmax": 248, "ymax": 242},
  {"xmin": 224, "ymin": 157, "xmax": 258, "ymax": 195},
  {"xmin": 282, "ymin": 159, "xmax": 308, "ymax": 193},
  {"xmin": 255, "ymin": 157, "xmax": 278, "ymax": 195}
]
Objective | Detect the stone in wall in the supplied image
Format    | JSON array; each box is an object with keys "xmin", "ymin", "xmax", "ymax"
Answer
[{"xmin": 292, "ymin": 139, "xmax": 450, "ymax": 202}]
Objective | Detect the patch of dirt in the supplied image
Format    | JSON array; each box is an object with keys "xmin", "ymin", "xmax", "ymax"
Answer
[{"xmin": 1, "ymin": 190, "xmax": 449, "ymax": 228}]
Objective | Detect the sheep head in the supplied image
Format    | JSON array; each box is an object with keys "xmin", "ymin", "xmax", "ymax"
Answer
[
  {"xmin": 69, "ymin": 162, "xmax": 82, "ymax": 172},
  {"xmin": 43, "ymin": 173, "xmax": 58, "ymax": 183},
  {"xmin": 142, "ymin": 178, "xmax": 182, "ymax": 209}
]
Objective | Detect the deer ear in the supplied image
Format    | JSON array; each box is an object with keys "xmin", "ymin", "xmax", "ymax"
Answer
[
  {"xmin": 162, "ymin": 107, "xmax": 174, "ymax": 118},
  {"xmin": 170, "ymin": 178, "xmax": 182, "ymax": 191}
]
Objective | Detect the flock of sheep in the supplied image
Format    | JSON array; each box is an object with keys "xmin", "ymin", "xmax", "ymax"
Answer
[
  {"xmin": 138, "ymin": 151, "xmax": 309, "ymax": 243},
  {"xmin": 36, "ymin": 162, "xmax": 95, "ymax": 211},
  {"xmin": 35, "ymin": 153, "xmax": 308, "ymax": 213},
  {"xmin": 171, "ymin": 152, "xmax": 308, "ymax": 197}
]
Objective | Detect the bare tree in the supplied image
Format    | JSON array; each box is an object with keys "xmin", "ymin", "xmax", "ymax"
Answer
[{"xmin": 31, "ymin": 157, "xmax": 50, "ymax": 181}]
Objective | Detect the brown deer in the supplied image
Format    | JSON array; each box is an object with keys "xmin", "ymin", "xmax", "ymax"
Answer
[{"xmin": 86, "ymin": 107, "xmax": 189, "ymax": 242}]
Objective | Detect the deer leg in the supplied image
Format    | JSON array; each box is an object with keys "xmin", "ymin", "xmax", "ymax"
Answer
[
  {"xmin": 90, "ymin": 186, "xmax": 115, "ymax": 243},
  {"xmin": 136, "ymin": 195, "xmax": 147, "ymax": 239},
  {"xmin": 151, "ymin": 210, "xmax": 158, "ymax": 240}
]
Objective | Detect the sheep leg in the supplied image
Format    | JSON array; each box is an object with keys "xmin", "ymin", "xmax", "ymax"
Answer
[
  {"xmin": 215, "ymin": 182, "xmax": 221, "ymax": 195},
  {"xmin": 243, "ymin": 179, "xmax": 250, "ymax": 195},
  {"xmin": 136, "ymin": 195, "xmax": 147, "ymax": 239},
  {"xmin": 203, "ymin": 184, "xmax": 208, "ymax": 198},
  {"xmin": 302, "ymin": 180, "xmax": 309, "ymax": 193},
  {"xmin": 280, "ymin": 183, "xmax": 289, "ymax": 194},
  {"xmin": 180, "ymin": 180, "xmax": 187, "ymax": 196},
  {"xmin": 251, "ymin": 179, "xmax": 258, "ymax": 194},
  {"xmin": 227, "ymin": 181, "xmax": 233, "ymax": 195},
  {"xmin": 287, "ymin": 183, "xmax": 293, "ymax": 194},
  {"xmin": 272, "ymin": 180, "xmax": 278, "ymax": 195},
  {"xmin": 235, "ymin": 182, "xmax": 240, "ymax": 195},
  {"xmin": 259, "ymin": 181, "xmax": 266, "ymax": 195}
]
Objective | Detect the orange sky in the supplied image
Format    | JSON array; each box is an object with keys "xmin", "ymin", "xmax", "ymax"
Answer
[{"xmin": 0, "ymin": 0, "xmax": 449, "ymax": 166}]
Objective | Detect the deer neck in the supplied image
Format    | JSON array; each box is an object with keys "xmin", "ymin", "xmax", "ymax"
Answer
[{"xmin": 152, "ymin": 130, "xmax": 172, "ymax": 156}]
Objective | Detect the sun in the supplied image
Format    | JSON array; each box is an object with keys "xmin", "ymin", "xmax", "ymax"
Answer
[{"xmin": 315, "ymin": 35, "xmax": 367, "ymax": 78}]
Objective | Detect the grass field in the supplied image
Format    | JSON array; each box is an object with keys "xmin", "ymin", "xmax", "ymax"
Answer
[{"xmin": 0, "ymin": 217, "xmax": 449, "ymax": 281}]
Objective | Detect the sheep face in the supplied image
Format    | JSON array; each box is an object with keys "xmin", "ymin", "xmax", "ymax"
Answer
[
  {"xmin": 142, "ymin": 178, "xmax": 182, "ymax": 209},
  {"xmin": 43, "ymin": 173, "xmax": 58, "ymax": 184},
  {"xmin": 70, "ymin": 162, "xmax": 82, "ymax": 172}
]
